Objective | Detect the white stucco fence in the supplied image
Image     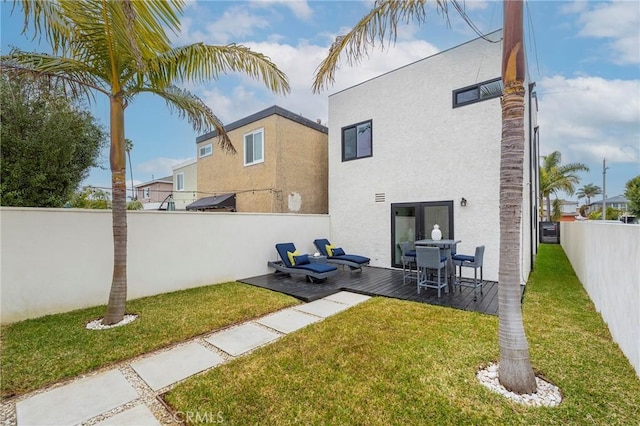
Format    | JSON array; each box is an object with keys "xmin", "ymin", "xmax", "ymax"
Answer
[
  {"xmin": 0, "ymin": 207, "xmax": 330, "ymax": 323},
  {"xmin": 560, "ymin": 221, "xmax": 640, "ymax": 378}
]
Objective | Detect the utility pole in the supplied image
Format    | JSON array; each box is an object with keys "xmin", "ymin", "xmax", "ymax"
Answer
[{"xmin": 602, "ymin": 158, "xmax": 608, "ymax": 220}]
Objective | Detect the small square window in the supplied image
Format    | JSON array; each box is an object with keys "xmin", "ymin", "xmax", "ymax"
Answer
[
  {"xmin": 199, "ymin": 143, "xmax": 213, "ymax": 158},
  {"xmin": 342, "ymin": 120, "xmax": 372, "ymax": 162}
]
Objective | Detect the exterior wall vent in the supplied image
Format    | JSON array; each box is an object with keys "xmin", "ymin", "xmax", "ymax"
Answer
[{"xmin": 375, "ymin": 193, "xmax": 386, "ymax": 203}]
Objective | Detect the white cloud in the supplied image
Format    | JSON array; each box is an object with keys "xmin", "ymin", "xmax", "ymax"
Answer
[
  {"xmin": 136, "ymin": 157, "xmax": 191, "ymax": 180},
  {"xmin": 538, "ymin": 75, "xmax": 640, "ymax": 166},
  {"xmin": 576, "ymin": 1, "xmax": 640, "ymax": 64},
  {"xmin": 250, "ymin": 0, "xmax": 313, "ymax": 20}
]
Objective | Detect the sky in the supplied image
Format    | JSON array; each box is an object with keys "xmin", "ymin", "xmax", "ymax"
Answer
[{"xmin": 1, "ymin": 0, "xmax": 639, "ymax": 202}]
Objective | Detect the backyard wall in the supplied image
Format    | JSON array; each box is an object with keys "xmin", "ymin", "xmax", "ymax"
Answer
[
  {"xmin": 560, "ymin": 221, "xmax": 640, "ymax": 378},
  {"xmin": 0, "ymin": 207, "xmax": 330, "ymax": 323}
]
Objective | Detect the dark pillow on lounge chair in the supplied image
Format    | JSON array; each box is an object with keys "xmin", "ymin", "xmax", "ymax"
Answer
[
  {"xmin": 294, "ymin": 254, "xmax": 310, "ymax": 265},
  {"xmin": 331, "ymin": 247, "xmax": 345, "ymax": 256}
]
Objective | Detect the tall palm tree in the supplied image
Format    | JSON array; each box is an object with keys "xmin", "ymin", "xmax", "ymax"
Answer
[
  {"xmin": 313, "ymin": 0, "xmax": 537, "ymax": 393},
  {"xmin": 2, "ymin": 0, "xmax": 289, "ymax": 325},
  {"xmin": 125, "ymin": 138, "xmax": 135, "ymax": 201},
  {"xmin": 539, "ymin": 151, "xmax": 588, "ymax": 221},
  {"xmin": 576, "ymin": 183, "xmax": 602, "ymax": 206}
]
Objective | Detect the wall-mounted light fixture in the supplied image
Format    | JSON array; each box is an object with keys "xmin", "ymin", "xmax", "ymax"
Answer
[{"xmin": 460, "ymin": 197, "xmax": 467, "ymax": 207}]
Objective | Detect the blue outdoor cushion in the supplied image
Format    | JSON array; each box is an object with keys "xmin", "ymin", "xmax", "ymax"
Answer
[
  {"xmin": 333, "ymin": 254, "xmax": 370, "ymax": 265},
  {"xmin": 331, "ymin": 247, "xmax": 345, "ymax": 256},
  {"xmin": 294, "ymin": 254, "xmax": 310, "ymax": 265},
  {"xmin": 452, "ymin": 254, "xmax": 475, "ymax": 263},
  {"xmin": 294, "ymin": 263, "xmax": 337, "ymax": 274}
]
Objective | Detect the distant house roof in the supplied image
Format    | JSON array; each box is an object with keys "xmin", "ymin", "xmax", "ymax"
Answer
[
  {"xmin": 196, "ymin": 105, "xmax": 327, "ymax": 143},
  {"xmin": 186, "ymin": 193, "xmax": 236, "ymax": 211},
  {"xmin": 134, "ymin": 175, "xmax": 173, "ymax": 188},
  {"xmin": 589, "ymin": 195, "xmax": 628, "ymax": 206}
]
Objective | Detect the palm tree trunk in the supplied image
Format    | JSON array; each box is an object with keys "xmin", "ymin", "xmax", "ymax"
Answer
[
  {"xmin": 545, "ymin": 195, "xmax": 551, "ymax": 221},
  {"xmin": 498, "ymin": 0, "xmax": 537, "ymax": 394},
  {"xmin": 103, "ymin": 95, "xmax": 127, "ymax": 325}
]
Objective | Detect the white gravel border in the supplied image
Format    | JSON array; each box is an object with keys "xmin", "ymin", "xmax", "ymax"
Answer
[
  {"xmin": 477, "ymin": 363, "xmax": 562, "ymax": 407},
  {"xmin": 86, "ymin": 315, "xmax": 138, "ymax": 330}
]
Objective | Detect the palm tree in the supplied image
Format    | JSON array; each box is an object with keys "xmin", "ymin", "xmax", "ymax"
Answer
[
  {"xmin": 2, "ymin": 0, "xmax": 289, "ymax": 325},
  {"xmin": 125, "ymin": 138, "xmax": 135, "ymax": 201},
  {"xmin": 576, "ymin": 183, "xmax": 602, "ymax": 206},
  {"xmin": 313, "ymin": 0, "xmax": 537, "ymax": 393},
  {"xmin": 539, "ymin": 151, "xmax": 588, "ymax": 221}
]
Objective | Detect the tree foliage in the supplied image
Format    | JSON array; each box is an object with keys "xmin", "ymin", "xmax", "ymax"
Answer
[
  {"xmin": 539, "ymin": 151, "xmax": 589, "ymax": 220},
  {"xmin": 624, "ymin": 175, "xmax": 640, "ymax": 217},
  {"xmin": 68, "ymin": 186, "xmax": 111, "ymax": 209},
  {"xmin": 576, "ymin": 183, "xmax": 602, "ymax": 206},
  {"xmin": 0, "ymin": 74, "xmax": 106, "ymax": 207}
]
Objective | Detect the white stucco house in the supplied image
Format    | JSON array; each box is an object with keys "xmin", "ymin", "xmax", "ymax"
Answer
[
  {"xmin": 327, "ymin": 30, "xmax": 540, "ymax": 283},
  {"xmin": 172, "ymin": 158, "xmax": 197, "ymax": 210}
]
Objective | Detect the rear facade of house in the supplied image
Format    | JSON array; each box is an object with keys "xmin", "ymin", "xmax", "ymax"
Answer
[{"xmin": 327, "ymin": 30, "xmax": 540, "ymax": 283}]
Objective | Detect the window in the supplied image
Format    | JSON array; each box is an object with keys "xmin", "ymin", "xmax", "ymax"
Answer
[
  {"xmin": 175, "ymin": 173, "xmax": 184, "ymax": 191},
  {"xmin": 453, "ymin": 78, "xmax": 503, "ymax": 108},
  {"xmin": 143, "ymin": 188, "xmax": 150, "ymax": 199},
  {"xmin": 244, "ymin": 128, "xmax": 264, "ymax": 166},
  {"xmin": 199, "ymin": 143, "xmax": 212, "ymax": 158},
  {"xmin": 342, "ymin": 120, "xmax": 372, "ymax": 161}
]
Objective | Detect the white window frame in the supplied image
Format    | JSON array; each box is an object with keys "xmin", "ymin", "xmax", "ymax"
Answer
[
  {"xmin": 143, "ymin": 188, "xmax": 150, "ymax": 199},
  {"xmin": 244, "ymin": 128, "xmax": 264, "ymax": 166},
  {"xmin": 175, "ymin": 173, "xmax": 184, "ymax": 191},
  {"xmin": 199, "ymin": 143, "xmax": 213, "ymax": 158}
]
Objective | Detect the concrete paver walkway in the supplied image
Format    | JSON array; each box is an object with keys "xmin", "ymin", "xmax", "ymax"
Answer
[{"xmin": 4, "ymin": 291, "xmax": 370, "ymax": 426}]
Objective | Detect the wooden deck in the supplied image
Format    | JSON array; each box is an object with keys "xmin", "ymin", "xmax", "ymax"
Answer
[{"xmin": 239, "ymin": 266, "xmax": 499, "ymax": 316}]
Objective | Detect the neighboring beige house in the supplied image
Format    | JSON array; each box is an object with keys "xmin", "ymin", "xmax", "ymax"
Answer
[
  {"xmin": 172, "ymin": 158, "xmax": 197, "ymax": 210},
  {"xmin": 134, "ymin": 175, "xmax": 173, "ymax": 210},
  {"xmin": 194, "ymin": 105, "xmax": 328, "ymax": 213}
]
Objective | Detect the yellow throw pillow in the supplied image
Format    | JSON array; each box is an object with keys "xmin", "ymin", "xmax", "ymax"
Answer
[
  {"xmin": 287, "ymin": 250, "xmax": 300, "ymax": 265},
  {"xmin": 325, "ymin": 244, "xmax": 335, "ymax": 257}
]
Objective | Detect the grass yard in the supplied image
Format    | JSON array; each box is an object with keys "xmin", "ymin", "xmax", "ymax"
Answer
[
  {"xmin": 164, "ymin": 245, "xmax": 640, "ymax": 425},
  {"xmin": 0, "ymin": 282, "xmax": 299, "ymax": 398}
]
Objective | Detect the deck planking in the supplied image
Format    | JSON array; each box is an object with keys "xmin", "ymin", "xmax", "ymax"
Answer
[{"xmin": 239, "ymin": 266, "xmax": 500, "ymax": 316}]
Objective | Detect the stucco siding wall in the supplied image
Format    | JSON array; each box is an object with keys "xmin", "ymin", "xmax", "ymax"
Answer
[
  {"xmin": 278, "ymin": 118, "xmax": 329, "ymax": 214},
  {"xmin": 0, "ymin": 207, "xmax": 330, "ymax": 323},
  {"xmin": 173, "ymin": 161, "xmax": 198, "ymax": 210},
  {"xmin": 327, "ymin": 32, "xmax": 532, "ymax": 282}
]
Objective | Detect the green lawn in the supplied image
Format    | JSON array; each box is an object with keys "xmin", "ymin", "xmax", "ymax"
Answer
[
  {"xmin": 164, "ymin": 245, "xmax": 640, "ymax": 425},
  {"xmin": 0, "ymin": 282, "xmax": 299, "ymax": 398}
]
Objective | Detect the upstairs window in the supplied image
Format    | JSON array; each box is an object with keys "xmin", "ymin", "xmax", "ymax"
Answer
[
  {"xmin": 199, "ymin": 143, "xmax": 213, "ymax": 158},
  {"xmin": 244, "ymin": 128, "xmax": 264, "ymax": 166},
  {"xmin": 453, "ymin": 78, "xmax": 503, "ymax": 108},
  {"xmin": 175, "ymin": 173, "xmax": 184, "ymax": 191},
  {"xmin": 342, "ymin": 120, "xmax": 372, "ymax": 161}
]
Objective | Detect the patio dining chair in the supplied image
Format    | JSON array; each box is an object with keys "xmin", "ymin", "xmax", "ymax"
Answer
[
  {"xmin": 399, "ymin": 241, "xmax": 417, "ymax": 285},
  {"xmin": 416, "ymin": 246, "xmax": 448, "ymax": 297},
  {"xmin": 452, "ymin": 245, "xmax": 485, "ymax": 301}
]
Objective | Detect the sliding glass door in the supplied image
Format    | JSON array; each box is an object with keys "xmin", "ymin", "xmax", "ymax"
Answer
[{"xmin": 391, "ymin": 201, "xmax": 454, "ymax": 268}]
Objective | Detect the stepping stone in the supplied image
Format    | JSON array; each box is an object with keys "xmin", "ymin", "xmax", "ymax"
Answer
[
  {"xmin": 205, "ymin": 323, "xmax": 281, "ymax": 356},
  {"xmin": 96, "ymin": 404, "xmax": 161, "ymax": 426},
  {"xmin": 324, "ymin": 291, "xmax": 371, "ymax": 306},
  {"xmin": 293, "ymin": 299, "xmax": 349, "ymax": 318},
  {"xmin": 256, "ymin": 308, "xmax": 321, "ymax": 334},
  {"xmin": 16, "ymin": 369, "xmax": 138, "ymax": 426},
  {"xmin": 130, "ymin": 342, "xmax": 223, "ymax": 391}
]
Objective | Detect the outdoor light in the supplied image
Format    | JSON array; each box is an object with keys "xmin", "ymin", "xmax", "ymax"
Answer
[{"xmin": 461, "ymin": 197, "xmax": 467, "ymax": 207}]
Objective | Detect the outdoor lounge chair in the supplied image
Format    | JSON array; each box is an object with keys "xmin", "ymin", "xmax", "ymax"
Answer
[
  {"xmin": 267, "ymin": 242, "xmax": 338, "ymax": 283},
  {"xmin": 313, "ymin": 239, "xmax": 370, "ymax": 272}
]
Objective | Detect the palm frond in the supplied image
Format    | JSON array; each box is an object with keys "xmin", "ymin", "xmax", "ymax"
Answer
[
  {"xmin": 147, "ymin": 43, "xmax": 290, "ymax": 95},
  {"xmin": 140, "ymin": 85, "xmax": 235, "ymax": 153},
  {"xmin": 15, "ymin": 0, "xmax": 72, "ymax": 51},
  {"xmin": 312, "ymin": 0, "xmax": 448, "ymax": 93},
  {"xmin": 1, "ymin": 51, "xmax": 107, "ymax": 99}
]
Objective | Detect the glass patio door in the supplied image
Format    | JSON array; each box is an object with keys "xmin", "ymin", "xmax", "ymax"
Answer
[{"xmin": 391, "ymin": 201, "xmax": 454, "ymax": 268}]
